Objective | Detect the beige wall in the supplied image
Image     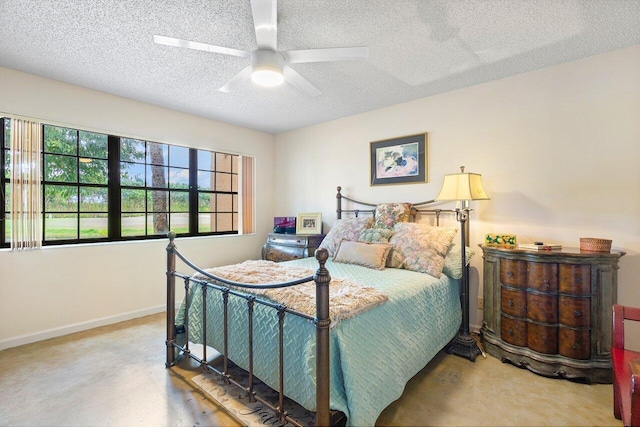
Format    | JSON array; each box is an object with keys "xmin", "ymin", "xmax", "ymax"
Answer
[
  {"xmin": 0, "ymin": 67, "xmax": 276, "ymax": 349},
  {"xmin": 275, "ymin": 45, "xmax": 640, "ymax": 343}
]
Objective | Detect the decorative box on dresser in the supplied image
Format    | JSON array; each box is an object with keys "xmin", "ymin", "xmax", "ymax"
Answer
[
  {"xmin": 480, "ymin": 245, "xmax": 625, "ymax": 383},
  {"xmin": 262, "ymin": 233, "xmax": 326, "ymax": 262}
]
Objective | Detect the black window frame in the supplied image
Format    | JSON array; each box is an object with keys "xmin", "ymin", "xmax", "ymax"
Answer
[{"xmin": 0, "ymin": 119, "xmax": 240, "ymax": 248}]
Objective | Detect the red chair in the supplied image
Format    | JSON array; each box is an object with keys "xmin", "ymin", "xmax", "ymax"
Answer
[{"xmin": 613, "ymin": 304, "xmax": 640, "ymax": 426}]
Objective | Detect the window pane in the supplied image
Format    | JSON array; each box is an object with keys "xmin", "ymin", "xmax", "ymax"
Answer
[
  {"xmin": 121, "ymin": 214, "xmax": 145, "ymax": 236},
  {"xmin": 217, "ymin": 213, "xmax": 233, "ymax": 232},
  {"xmin": 120, "ymin": 138, "xmax": 145, "ymax": 163},
  {"xmin": 198, "ymin": 192, "xmax": 215, "ymax": 212},
  {"xmin": 197, "ymin": 170, "xmax": 214, "ymax": 190},
  {"xmin": 169, "ymin": 167, "xmax": 188, "ymax": 189},
  {"xmin": 146, "ymin": 165, "xmax": 168, "ymax": 188},
  {"xmin": 4, "ymin": 183, "xmax": 10, "ymax": 211},
  {"xmin": 198, "ymin": 213, "xmax": 214, "ymax": 233},
  {"xmin": 197, "ymin": 150, "xmax": 214, "ymax": 171},
  {"xmin": 215, "ymin": 172, "xmax": 231, "ymax": 192},
  {"xmin": 121, "ymin": 162, "xmax": 145, "ymax": 186},
  {"xmin": 4, "ymin": 215, "xmax": 10, "ymax": 241},
  {"xmin": 45, "ymin": 154, "xmax": 77, "ymax": 182},
  {"xmin": 233, "ymin": 213, "xmax": 238, "ymax": 231},
  {"xmin": 79, "ymin": 131, "xmax": 108, "ymax": 159},
  {"xmin": 217, "ymin": 193, "xmax": 233, "ymax": 211},
  {"xmin": 80, "ymin": 214, "xmax": 108, "ymax": 238},
  {"xmin": 80, "ymin": 187, "xmax": 108, "ymax": 212},
  {"xmin": 170, "ymin": 213, "xmax": 189, "ymax": 234},
  {"xmin": 216, "ymin": 153, "xmax": 232, "ymax": 173},
  {"xmin": 232, "ymin": 174, "xmax": 238, "ymax": 192},
  {"xmin": 148, "ymin": 213, "xmax": 168, "ymax": 235},
  {"xmin": 45, "ymin": 214, "xmax": 77, "ymax": 240},
  {"xmin": 169, "ymin": 145, "xmax": 189, "ymax": 168},
  {"xmin": 148, "ymin": 190, "xmax": 168, "ymax": 213},
  {"xmin": 170, "ymin": 191, "xmax": 189, "ymax": 213},
  {"xmin": 147, "ymin": 142, "xmax": 168, "ymax": 166},
  {"xmin": 45, "ymin": 185, "xmax": 77, "ymax": 212},
  {"xmin": 121, "ymin": 189, "xmax": 145, "ymax": 212},
  {"xmin": 80, "ymin": 159, "xmax": 108, "ymax": 184},
  {"xmin": 44, "ymin": 126, "xmax": 77, "ymax": 155},
  {"xmin": 231, "ymin": 155, "xmax": 238, "ymax": 173},
  {"xmin": 3, "ymin": 149, "xmax": 10, "ymax": 179}
]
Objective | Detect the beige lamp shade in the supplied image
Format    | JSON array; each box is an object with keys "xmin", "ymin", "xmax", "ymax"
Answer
[{"xmin": 436, "ymin": 169, "xmax": 489, "ymax": 201}]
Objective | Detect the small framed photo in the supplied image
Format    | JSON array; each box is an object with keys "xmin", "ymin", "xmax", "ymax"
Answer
[
  {"xmin": 370, "ymin": 133, "xmax": 427, "ymax": 186},
  {"xmin": 296, "ymin": 212, "xmax": 323, "ymax": 235}
]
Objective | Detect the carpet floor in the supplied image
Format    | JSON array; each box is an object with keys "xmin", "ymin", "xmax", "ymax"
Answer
[{"xmin": 0, "ymin": 312, "xmax": 622, "ymax": 426}]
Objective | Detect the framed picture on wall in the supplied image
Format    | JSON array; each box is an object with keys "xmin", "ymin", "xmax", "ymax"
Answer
[
  {"xmin": 296, "ymin": 212, "xmax": 322, "ymax": 235},
  {"xmin": 370, "ymin": 133, "xmax": 427, "ymax": 186}
]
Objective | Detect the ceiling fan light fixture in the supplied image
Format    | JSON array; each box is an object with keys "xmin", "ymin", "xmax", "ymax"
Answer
[{"xmin": 251, "ymin": 49, "xmax": 284, "ymax": 87}]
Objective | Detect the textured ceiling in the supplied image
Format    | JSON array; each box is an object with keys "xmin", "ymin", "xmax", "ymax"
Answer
[{"xmin": 1, "ymin": 0, "xmax": 639, "ymax": 134}]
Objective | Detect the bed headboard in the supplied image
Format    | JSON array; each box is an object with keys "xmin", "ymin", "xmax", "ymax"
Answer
[{"xmin": 335, "ymin": 186, "xmax": 467, "ymax": 243}]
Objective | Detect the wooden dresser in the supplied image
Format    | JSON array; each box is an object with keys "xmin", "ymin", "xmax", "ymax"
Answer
[
  {"xmin": 480, "ymin": 245, "xmax": 625, "ymax": 383},
  {"xmin": 261, "ymin": 233, "xmax": 325, "ymax": 262}
]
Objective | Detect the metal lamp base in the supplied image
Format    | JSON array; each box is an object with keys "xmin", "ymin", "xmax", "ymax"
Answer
[{"xmin": 446, "ymin": 332, "xmax": 482, "ymax": 362}]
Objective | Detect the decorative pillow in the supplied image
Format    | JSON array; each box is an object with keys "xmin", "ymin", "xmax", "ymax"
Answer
[
  {"xmin": 442, "ymin": 243, "xmax": 475, "ymax": 279},
  {"xmin": 373, "ymin": 203, "xmax": 412, "ymax": 229},
  {"xmin": 358, "ymin": 228, "xmax": 394, "ymax": 243},
  {"xmin": 318, "ymin": 217, "xmax": 374, "ymax": 257},
  {"xmin": 333, "ymin": 240, "xmax": 392, "ymax": 270},
  {"xmin": 388, "ymin": 223, "xmax": 457, "ymax": 277}
]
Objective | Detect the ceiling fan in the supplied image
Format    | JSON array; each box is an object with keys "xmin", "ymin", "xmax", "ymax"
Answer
[{"xmin": 153, "ymin": 0, "xmax": 369, "ymax": 97}]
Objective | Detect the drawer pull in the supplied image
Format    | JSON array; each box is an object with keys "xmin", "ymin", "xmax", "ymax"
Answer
[
  {"xmin": 542, "ymin": 280, "xmax": 550, "ymax": 288},
  {"xmin": 575, "ymin": 277, "xmax": 582, "ymax": 284},
  {"xmin": 574, "ymin": 310, "xmax": 582, "ymax": 317},
  {"xmin": 573, "ymin": 342, "xmax": 582, "ymax": 349},
  {"xmin": 507, "ymin": 299, "xmax": 514, "ymax": 307},
  {"xmin": 507, "ymin": 329, "xmax": 514, "ymax": 336},
  {"xmin": 506, "ymin": 271, "xmax": 513, "ymax": 277}
]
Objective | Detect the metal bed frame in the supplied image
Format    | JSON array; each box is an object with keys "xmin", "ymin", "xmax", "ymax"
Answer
[{"xmin": 165, "ymin": 186, "xmax": 464, "ymax": 427}]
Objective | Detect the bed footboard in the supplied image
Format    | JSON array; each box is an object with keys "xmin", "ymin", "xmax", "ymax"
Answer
[{"xmin": 165, "ymin": 232, "xmax": 331, "ymax": 427}]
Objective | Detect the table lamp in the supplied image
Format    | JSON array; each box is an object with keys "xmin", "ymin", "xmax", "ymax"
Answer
[{"xmin": 436, "ymin": 166, "xmax": 489, "ymax": 361}]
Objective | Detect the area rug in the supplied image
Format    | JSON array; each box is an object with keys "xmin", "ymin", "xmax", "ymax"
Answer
[{"xmin": 192, "ymin": 366, "xmax": 315, "ymax": 427}]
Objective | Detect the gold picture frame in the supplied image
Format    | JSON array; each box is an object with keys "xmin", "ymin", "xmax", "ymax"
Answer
[{"xmin": 296, "ymin": 212, "xmax": 323, "ymax": 235}]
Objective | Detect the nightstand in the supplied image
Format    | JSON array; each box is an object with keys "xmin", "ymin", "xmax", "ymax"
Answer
[
  {"xmin": 261, "ymin": 233, "xmax": 326, "ymax": 262},
  {"xmin": 480, "ymin": 245, "xmax": 625, "ymax": 383}
]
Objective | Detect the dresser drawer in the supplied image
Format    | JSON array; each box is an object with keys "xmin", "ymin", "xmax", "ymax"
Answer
[
  {"xmin": 558, "ymin": 327, "xmax": 591, "ymax": 360},
  {"xmin": 500, "ymin": 259, "xmax": 527, "ymax": 288},
  {"xmin": 559, "ymin": 296, "xmax": 590, "ymax": 327},
  {"xmin": 501, "ymin": 315, "xmax": 527, "ymax": 347},
  {"xmin": 527, "ymin": 262, "xmax": 558, "ymax": 292},
  {"xmin": 501, "ymin": 287, "xmax": 527, "ymax": 317},
  {"xmin": 559, "ymin": 264, "xmax": 591, "ymax": 295},
  {"xmin": 262, "ymin": 244, "xmax": 307, "ymax": 262},
  {"xmin": 526, "ymin": 292, "xmax": 558, "ymax": 323},
  {"xmin": 268, "ymin": 234, "xmax": 317, "ymax": 246},
  {"xmin": 527, "ymin": 322, "xmax": 558, "ymax": 355}
]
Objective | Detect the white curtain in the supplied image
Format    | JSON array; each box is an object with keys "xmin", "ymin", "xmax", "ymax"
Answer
[
  {"xmin": 10, "ymin": 119, "xmax": 42, "ymax": 250},
  {"xmin": 241, "ymin": 155, "xmax": 255, "ymax": 234}
]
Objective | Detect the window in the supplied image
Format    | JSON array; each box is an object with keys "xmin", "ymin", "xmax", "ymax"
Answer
[
  {"xmin": 0, "ymin": 118, "xmax": 250, "ymax": 247},
  {"xmin": 43, "ymin": 125, "xmax": 109, "ymax": 241}
]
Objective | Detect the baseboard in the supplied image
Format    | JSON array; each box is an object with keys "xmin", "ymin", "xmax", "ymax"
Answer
[
  {"xmin": 0, "ymin": 305, "xmax": 166, "ymax": 351},
  {"xmin": 470, "ymin": 323, "xmax": 482, "ymax": 334}
]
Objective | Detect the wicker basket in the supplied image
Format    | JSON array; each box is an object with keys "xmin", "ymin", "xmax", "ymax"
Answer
[{"xmin": 580, "ymin": 237, "xmax": 612, "ymax": 252}]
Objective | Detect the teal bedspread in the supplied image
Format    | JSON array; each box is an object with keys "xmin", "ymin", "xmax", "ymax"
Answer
[{"xmin": 175, "ymin": 258, "xmax": 461, "ymax": 426}]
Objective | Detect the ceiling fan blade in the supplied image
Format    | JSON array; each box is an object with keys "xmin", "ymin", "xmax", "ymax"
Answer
[
  {"xmin": 153, "ymin": 35, "xmax": 251, "ymax": 58},
  {"xmin": 285, "ymin": 47, "xmax": 369, "ymax": 64},
  {"xmin": 219, "ymin": 66, "xmax": 252, "ymax": 93},
  {"xmin": 250, "ymin": 0, "xmax": 277, "ymax": 50},
  {"xmin": 283, "ymin": 65, "xmax": 321, "ymax": 97}
]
